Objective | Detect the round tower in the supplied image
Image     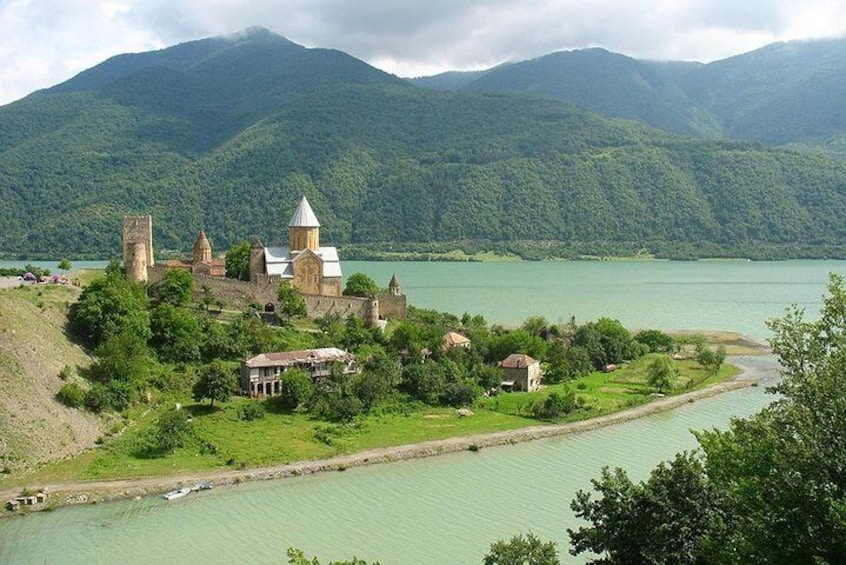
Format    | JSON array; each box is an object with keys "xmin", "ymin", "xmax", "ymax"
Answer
[
  {"xmin": 288, "ymin": 196, "xmax": 320, "ymax": 252},
  {"xmin": 193, "ymin": 231, "xmax": 212, "ymax": 264},
  {"xmin": 126, "ymin": 242, "xmax": 148, "ymax": 282}
]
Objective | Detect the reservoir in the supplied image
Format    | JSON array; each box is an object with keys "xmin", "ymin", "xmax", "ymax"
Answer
[{"xmin": 0, "ymin": 260, "xmax": 843, "ymax": 563}]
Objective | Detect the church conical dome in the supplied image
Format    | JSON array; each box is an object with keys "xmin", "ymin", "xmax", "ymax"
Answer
[
  {"xmin": 288, "ymin": 196, "xmax": 320, "ymax": 228},
  {"xmin": 193, "ymin": 231, "xmax": 212, "ymax": 263}
]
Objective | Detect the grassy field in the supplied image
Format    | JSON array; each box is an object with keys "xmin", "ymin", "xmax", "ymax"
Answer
[
  {"xmin": 0, "ymin": 353, "xmax": 737, "ymax": 488},
  {"xmin": 479, "ymin": 353, "xmax": 739, "ymax": 421}
]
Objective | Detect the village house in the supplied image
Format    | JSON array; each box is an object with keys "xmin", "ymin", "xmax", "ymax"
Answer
[
  {"xmin": 499, "ymin": 353, "xmax": 542, "ymax": 392},
  {"xmin": 442, "ymin": 331, "xmax": 471, "ymax": 352},
  {"xmin": 240, "ymin": 347, "xmax": 359, "ymax": 397}
]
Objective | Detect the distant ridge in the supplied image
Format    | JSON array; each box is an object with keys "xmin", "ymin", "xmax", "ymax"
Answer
[{"xmin": 0, "ymin": 27, "xmax": 844, "ymax": 258}]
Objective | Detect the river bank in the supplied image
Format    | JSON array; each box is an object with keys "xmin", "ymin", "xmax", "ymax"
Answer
[{"xmin": 1, "ymin": 357, "xmax": 767, "ymax": 516}]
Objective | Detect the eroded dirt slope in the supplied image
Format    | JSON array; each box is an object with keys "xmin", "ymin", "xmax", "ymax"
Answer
[{"xmin": 0, "ymin": 283, "xmax": 104, "ymax": 473}]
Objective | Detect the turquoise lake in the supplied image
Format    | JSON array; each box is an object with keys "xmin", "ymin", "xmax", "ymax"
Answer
[{"xmin": 0, "ymin": 259, "xmax": 844, "ymax": 563}]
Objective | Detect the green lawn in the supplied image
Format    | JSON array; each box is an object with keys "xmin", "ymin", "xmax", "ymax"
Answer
[{"xmin": 2, "ymin": 355, "xmax": 737, "ymax": 487}]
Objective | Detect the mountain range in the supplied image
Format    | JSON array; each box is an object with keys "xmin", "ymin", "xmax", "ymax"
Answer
[
  {"xmin": 1, "ymin": 27, "xmax": 845, "ymax": 259},
  {"xmin": 412, "ymin": 38, "xmax": 846, "ymax": 153}
]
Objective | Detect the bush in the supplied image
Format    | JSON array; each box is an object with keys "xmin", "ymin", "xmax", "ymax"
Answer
[
  {"xmin": 532, "ymin": 390, "xmax": 580, "ymax": 419},
  {"xmin": 56, "ymin": 383, "xmax": 85, "ymax": 408},
  {"xmin": 58, "ymin": 365, "xmax": 75, "ymax": 381},
  {"xmin": 84, "ymin": 386, "xmax": 107, "ymax": 413},
  {"xmin": 239, "ymin": 402, "xmax": 266, "ymax": 421}
]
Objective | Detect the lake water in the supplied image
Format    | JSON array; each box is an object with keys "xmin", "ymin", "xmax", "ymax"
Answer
[
  {"xmin": 4, "ymin": 258, "xmax": 844, "ymax": 337},
  {"xmin": 0, "ymin": 260, "xmax": 842, "ymax": 563}
]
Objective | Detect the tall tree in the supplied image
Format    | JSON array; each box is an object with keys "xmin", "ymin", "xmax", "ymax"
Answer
[
  {"xmin": 225, "ymin": 240, "xmax": 251, "ymax": 281},
  {"xmin": 277, "ymin": 281, "xmax": 307, "ymax": 320},
  {"xmin": 192, "ymin": 360, "xmax": 237, "ymax": 407}
]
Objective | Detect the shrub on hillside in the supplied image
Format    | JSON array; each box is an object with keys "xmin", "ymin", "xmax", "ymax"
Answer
[{"xmin": 56, "ymin": 383, "xmax": 85, "ymax": 408}]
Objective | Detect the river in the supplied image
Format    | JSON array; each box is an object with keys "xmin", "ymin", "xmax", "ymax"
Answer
[{"xmin": 0, "ymin": 260, "xmax": 843, "ymax": 564}]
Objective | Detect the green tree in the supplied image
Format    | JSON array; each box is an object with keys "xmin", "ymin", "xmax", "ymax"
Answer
[
  {"xmin": 57, "ymin": 258, "xmax": 71, "ymax": 273},
  {"xmin": 343, "ymin": 272, "xmax": 381, "ymax": 297},
  {"xmin": 151, "ymin": 269, "xmax": 194, "ymax": 306},
  {"xmin": 88, "ymin": 331, "xmax": 155, "ymax": 410},
  {"xmin": 70, "ymin": 270, "xmax": 151, "ymax": 348},
  {"xmin": 568, "ymin": 275, "xmax": 846, "ymax": 563},
  {"xmin": 484, "ymin": 533, "xmax": 560, "ymax": 565},
  {"xmin": 153, "ymin": 408, "xmax": 193, "ymax": 453},
  {"xmin": 695, "ymin": 345, "xmax": 726, "ymax": 375},
  {"xmin": 277, "ymin": 368, "xmax": 314, "ymax": 410},
  {"xmin": 646, "ymin": 355, "xmax": 676, "ymax": 393},
  {"xmin": 150, "ymin": 304, "xmax": 203, "ymax": 362},
  {"xmin": 521, "ymin": 316, "xmax": 550, "ymax": 338},
  {"xmin": 225, "ymin": 240, "xmax": 251, "ymax": 281},
  {"xmin": 277, "ymin": 281, "xmax": 307, "ymax": 320},
  {"xmin": 569, "ymin": 452, "xmax": 720, "ymax": 564},
  {"xmin": 192, "ymin": 360, "xmax": 237, "ymax": 407},
  {"xmin": 286, "ymin": 547, "xmax": 378, "ymax": 565},
  {"xmin": 634, "ymin": 329, "xmax": 674, "ymax": 353}
]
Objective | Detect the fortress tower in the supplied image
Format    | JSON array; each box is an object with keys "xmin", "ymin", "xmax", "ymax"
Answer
[{"xmin": 122, "ymin": 215, "xmax": 154, "ymax": 282}]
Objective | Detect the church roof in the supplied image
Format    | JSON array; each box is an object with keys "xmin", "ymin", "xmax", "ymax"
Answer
[
  {"xmin": 288, "ymin": 196, "xmax": 321, "ymax": 228},
  {"xmin": 389, "ymin": 273, "xmax": 400, "ymax": 288},
  {"xmin": 193, "ymin": 231, "xmax": 211, "ymax": 250},
  {"xmin": 264, "ymin": 246, "xmax": 342, "ymax": 279}
]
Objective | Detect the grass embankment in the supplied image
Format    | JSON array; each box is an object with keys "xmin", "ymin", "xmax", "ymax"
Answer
[{"xmin": 0, "ymin": 353, "xmax": 737, "ymax": 488}]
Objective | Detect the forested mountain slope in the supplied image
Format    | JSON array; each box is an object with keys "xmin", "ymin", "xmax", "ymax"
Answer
[
  {"xmin": 1, "ymin": 28, "xmax": 846, "ymax": 258},
  {"xmin": 431, "ymin": 38, "xmax": 846, "ymax": 153}
]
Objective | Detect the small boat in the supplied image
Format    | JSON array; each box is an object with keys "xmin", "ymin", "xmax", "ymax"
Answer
[
  {"xmin": 162, "ymin": 487, "xmax": 191, "ymax": 500},
  {"xmin": 192, "ymin": 482, "xmax": 213, "ymax": 491}
]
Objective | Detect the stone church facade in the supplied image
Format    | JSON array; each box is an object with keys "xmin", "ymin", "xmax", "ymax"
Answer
[{"xmin": 121, "ymin": 196, "xmax": 406, "ymax": 323}]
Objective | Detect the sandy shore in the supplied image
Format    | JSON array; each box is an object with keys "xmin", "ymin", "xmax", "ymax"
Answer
[{"xmin": 1, "ymin": 357, "xmax": 770, "ymax": 512}]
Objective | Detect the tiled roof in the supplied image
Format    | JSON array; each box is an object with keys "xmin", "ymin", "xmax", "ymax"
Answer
[
  {"xmin": 244, "ymin": 347, "xmax": 354, "ymax": 368},
  {"xmin": 501, "ymin": 353, "xmax": 537, "ymax": 368}
]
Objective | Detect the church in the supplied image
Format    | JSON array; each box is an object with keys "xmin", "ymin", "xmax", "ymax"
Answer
[
  {"xmin": 122, "ymin": 195, "xmax": 407, "ymax": 322},
  {"xmin": 248, "ymin": 196, "xmax": 343, "ymax": 296}
]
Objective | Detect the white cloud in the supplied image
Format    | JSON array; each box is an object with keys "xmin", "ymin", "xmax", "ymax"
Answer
[{"xmin": 1, "ymin": 0, "xmax": 846, "ymax": 105}]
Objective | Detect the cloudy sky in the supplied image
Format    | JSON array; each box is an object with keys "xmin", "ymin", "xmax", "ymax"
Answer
[{"xmin": 2, "ymin": 0, "xmax": 846, "ymax": 105}]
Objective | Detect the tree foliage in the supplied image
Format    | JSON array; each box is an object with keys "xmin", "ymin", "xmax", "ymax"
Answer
[
  {"xmin": 484, "ymin": 533, "xmax": 560, "ymax": 565},
  {"xmin": 3, "ymin": 30, "xmax": 846, "ymax": 260},
  {"xmin": 151, "ymin": 269, "xmax": 194, "ymax": 306},
  {"xmin": 343, "ymin": 272, "xmax": 381, "ymax": 297},
  {"xmin": 646, "ymin": 355, "xmax": 676, "ymax": 393},
  {"xmin": 153, "ymin": 408, "xmax": 193, "ymax": 453},
  {"xmin": 70, "ymin": 270, "xmax": 150, "ymax": 348},
  {"xmin": 277, "ymin": 282, "xmax": 307, "ymax": 320},
  {"xmin": 192, "ymin": 360, "xmax": 237, "ymax": 407},
  {"xmin": 225, "ymin": 240, "xmax": 251, "ymax": 281},
  {"xmin": 569, "ymin": 274, "xmax": 846, "ymax": 563}
]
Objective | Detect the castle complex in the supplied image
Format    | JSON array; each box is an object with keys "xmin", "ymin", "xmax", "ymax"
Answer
[{"xmin": 122, "ymin": 196, "xmax": 406, "ymax": 323}]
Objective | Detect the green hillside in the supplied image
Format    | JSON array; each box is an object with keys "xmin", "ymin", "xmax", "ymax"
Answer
[
  {"xmin": 1, "ymin": 28, "xmax": 846, "ymax": 259},
  {"xmin": 438, "ymin": 38, "xmax": 846, "ymax": 154}
]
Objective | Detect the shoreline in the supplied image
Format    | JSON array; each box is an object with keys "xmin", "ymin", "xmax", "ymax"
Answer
[{"xmin": 1, "ymin": 365, "xmax": 762, "ymax": 515}]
